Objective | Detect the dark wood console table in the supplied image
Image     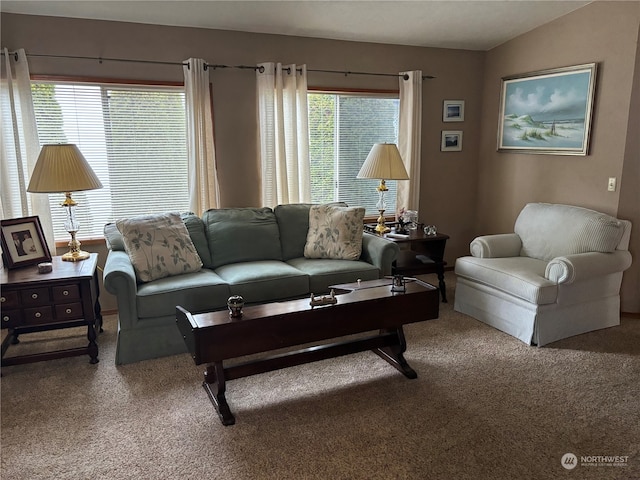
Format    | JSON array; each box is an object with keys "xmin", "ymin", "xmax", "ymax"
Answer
[{"xmin": 1, "ymin": 254, "xmax": 102, "ymax": 366}]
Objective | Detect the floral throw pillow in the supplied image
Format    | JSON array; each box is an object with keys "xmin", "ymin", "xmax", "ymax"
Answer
[
  {"xmin": 116, "ymin": 212, "xmax": 203, "ymax": 283},
  {"xmin": 304, "ymin": 205, "xmax": 365, "ymax": 260}
]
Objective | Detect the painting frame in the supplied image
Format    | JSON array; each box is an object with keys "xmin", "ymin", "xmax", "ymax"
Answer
[
  {"xmin": 1, "ymin": 216, "xmax": 52, "ymax": 269},
  {"xmin": 441, "ymin": 131, "xmax": 463, "ymax": 152},
  {"xmin": 443, "ymin": 100, "xmax": 465, "ymax": 122},
  {"xmin": 497, "ymin": 63, "xmax": 597, "ymax": 155}
]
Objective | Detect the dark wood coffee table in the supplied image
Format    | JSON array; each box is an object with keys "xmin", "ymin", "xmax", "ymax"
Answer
[{"xmin": 176, "ymin": 279, "xmax": 439, "ymax": 426}]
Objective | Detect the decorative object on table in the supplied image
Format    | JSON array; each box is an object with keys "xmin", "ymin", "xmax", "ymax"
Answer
[
  {"xmin": 309, "ymin": 290, "xmax": 337, "ymax": 307},
  {"xmin": 37, "ymin": 262, "xmax": 53, "ymax": 274},
  {"xmin": 497, "ymin": 63, "xmax": 597, "ymax": 156},
  {"xmin": 401, "ymin": 209, "xmax": 419, "ymax": 230},
  {"xmin": 391, "ymin": 274, "xmax": 406, "ymax": 293},
  {"xmin": 441, "ymin": 131, "xmax": 463, "ymax": 152},
  {"xmin": 443, "ymin": 100, "xmax": 465, "ymax": 122},
  {"xmin": 227, "ymin": 295, "xmax": 245, "ymax": 318},
  {"xmin": 357, "ymin": 143, "xmax": 409, "ymax": 235},
  {"xmin": 424, "ymin": 225, "xmax": 437, "ymax": 236},
  {"xmin": 0, "ymin": 216, "xmax": 52, "ymax": 269},
  {"xmin": 27, "ymin": 144, "xmax": 103, "ymax": 262}
]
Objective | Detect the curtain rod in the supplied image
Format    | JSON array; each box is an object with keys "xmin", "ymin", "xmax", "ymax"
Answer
[{"xmin": 1, "ymin": 51, "xmax": 435, "ymax": 80}]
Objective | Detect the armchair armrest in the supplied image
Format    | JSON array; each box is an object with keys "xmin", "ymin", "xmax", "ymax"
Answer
[
  {"xmin": 545, "ymin": 250, "xmax": 632, "ymax": 284},
  {"xmin": 360, "ymin": 233, "xmax": 400, "ymax": 277},
  {"xmin": 470, "ymin": 233, "xmax": 522, "ymax": 258},
  {"xmin": 103, "ymin": 250, "xmax": 139, "ymax": 329}
]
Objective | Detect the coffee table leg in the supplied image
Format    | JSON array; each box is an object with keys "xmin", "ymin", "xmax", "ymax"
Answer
[
  {"xmin": 203, "ymin": 362, "xmax": 236, "ymax": 426},
  {"xmin": 373, "ymin": 327, "xmax": 417, "ymax": 379}
]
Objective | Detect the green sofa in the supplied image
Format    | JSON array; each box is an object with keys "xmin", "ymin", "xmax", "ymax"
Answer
[{"xmin": 103, "ymin": 203, "xmax": 399, "ymax": 364}]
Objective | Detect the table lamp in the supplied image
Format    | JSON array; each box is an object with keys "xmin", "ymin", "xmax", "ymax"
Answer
[
  {"xmin": 27, "ymin": 144, "xmax": 103, "ymax": 262},
  {"xmin": 357, "ymin": 143, "xmax": 409, "ymax": 234}
]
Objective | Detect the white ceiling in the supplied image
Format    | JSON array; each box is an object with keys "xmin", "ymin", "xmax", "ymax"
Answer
[{"xmin": 1, "ymin": 0, "xmax": 592, "ymax": 51}]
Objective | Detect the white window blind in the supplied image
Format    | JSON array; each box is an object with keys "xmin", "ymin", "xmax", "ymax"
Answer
[
  {"xmin": 31, "ymin": 80, "xmax": 188, "ymax": 241},
  {"xmin": 308, "ymin": 92, "xmax": 399, "ymax": 215}
]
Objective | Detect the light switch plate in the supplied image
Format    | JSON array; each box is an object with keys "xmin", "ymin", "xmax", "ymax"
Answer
[{"xmin": 608, "ymin": 177, "xmax": 617, "ymax": 192}]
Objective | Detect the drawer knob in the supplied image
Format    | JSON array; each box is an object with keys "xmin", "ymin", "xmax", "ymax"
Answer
[
  {"xmin": 34, "ymin": 312, "xmax": 41, "ymax": 318},
  {"xmin": 63, "ymin": 290, "xmax": 69, "ymax": 296},
  {"xmin": 1, "ymin": 297, "xmax": 5, "ymax": 303},
  {"xmin": 66, "ymin": 308, "xmax": 72, "ymax": 314},
  {"xmin": 2, "ymin": 316, "xmax": 9, "ymax": 322},
  {"xmin": 32, "ymin": 293, "xmax": 38, "ymax": 299}
]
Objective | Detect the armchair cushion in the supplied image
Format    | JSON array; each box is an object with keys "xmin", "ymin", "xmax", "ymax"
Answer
[
  {"xmin": 470, "ymin": 233, "xmax": 522, "ymax": 258},
  {"xmin": 515, "ymin": 203, "xmax": 625, "ymax": 261}
]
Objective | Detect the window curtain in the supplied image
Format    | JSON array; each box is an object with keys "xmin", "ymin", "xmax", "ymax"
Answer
[
  {"xmin": 256, "ymin": 62, "xmax": 311, "ymax": 207},
  {"xmin": 1, "ymin": 48, "xmax": 54, "ymax": 254},
  {"xmin": 397, "ymin": 70, "xmax": 422, "ymax": 212},
  {"xmin": 183, "ymin": 58, "xmax": 220, "ymax": 215}
]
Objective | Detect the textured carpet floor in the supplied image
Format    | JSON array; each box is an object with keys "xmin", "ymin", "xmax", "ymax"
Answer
[{"xmin": 1, "ymin": 273, "xmax": 639, "ymax": 479}]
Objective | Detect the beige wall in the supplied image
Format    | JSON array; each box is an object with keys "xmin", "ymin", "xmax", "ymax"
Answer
[
  {"xmin": 2, "ymin": 1, "xmax": 638, "ymax": 313},
  {"xmin": 479, "ymin": 1, "xmax": 640, "ymax": 312},
  {"xmin": 1, "ymin": 12, "xmax": 484, "ymax": 312}
]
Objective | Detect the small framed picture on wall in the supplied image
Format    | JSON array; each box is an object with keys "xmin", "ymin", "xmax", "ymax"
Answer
[
  {"xmin": 443, "ymin": 100, "xmax": 465, "ymax": 122},
  {"xmin": 441, "ymin": 131, "xmax": 463, "ymax": 152}
]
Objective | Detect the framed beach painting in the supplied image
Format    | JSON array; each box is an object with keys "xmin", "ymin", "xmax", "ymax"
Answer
[{"xmin": 497, "ymin": 63, "xmax": 597, "ymax": 155}]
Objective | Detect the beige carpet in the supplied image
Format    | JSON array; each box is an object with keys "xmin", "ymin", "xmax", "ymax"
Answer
[{"xmin": 1, "ymin": 273, "xmax": 639, "ymax": 480}]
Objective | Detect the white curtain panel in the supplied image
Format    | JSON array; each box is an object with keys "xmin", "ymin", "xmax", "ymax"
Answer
[
  {"xmin": 397, "ymin": 70, "xmax": 423, "ymax": 212},
  {"xmin": 183, "ymin": 58, "xmax": 220, "ymax": 215},
  {"xmin": 1, "ymin": 48, "xmax": 55, "ymax": 254},
  {"xmin": 257, "ymin": 62, "xmax": 311, "ymax": 207}
]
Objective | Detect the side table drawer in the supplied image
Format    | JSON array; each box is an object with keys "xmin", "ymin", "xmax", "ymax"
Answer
[
  {"xmin": 20, "ymin": 288, "xmax": 51, "ymax": 306},
  {"xmin": 1, "ymin": 290, "xmax": 19, "ymax": 309},
  {"xmin": 53, "ymin": 285, "xmax": 81, "ymax": 302},
  {"xmin": 55, "ymin": 302, "xmax": 84, "ymax": 321},
  {"xmin": 1, "ymin": 309, "xmax": 22, "ymax": 328},
  {"xmin": 23, "ymin": 306, "xmax": 54, "ymax": 325}
]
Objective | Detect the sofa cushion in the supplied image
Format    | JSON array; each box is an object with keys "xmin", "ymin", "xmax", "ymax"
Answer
[
  {"xmin": 515, "ymin": 203, "xmax": 625, "ymax": 262},
  {"xmin": 304, "ymin": 205, "xmax": 365, "ymax": 260},
  {"xmin": 455, "ymin": 256, "xmax": 558, "ymax": 305},
  {"xmin": 215, "ymin": 260, "xmax": 309, "ymax": 302},
  {"xmin": 275, "ymin": 202, "xmax": 348, "ymax": 260},
  {"xmin": 203, "ymin": 207, "xmax": 283, "ymax": 269},
  {"xmin": 116, "ymin": 212, "xmax": 203, "ymax": 283},
  {"xmin": 181, "ymin": 212, "xmax": 213, "ymax": 268},
  {"xmin": 287, "ymin": 257, "xmax": 379, "ymax": 294},
  {"xmin": 136, "ymin": 269, "xmax": 230, "ymax": 318}
]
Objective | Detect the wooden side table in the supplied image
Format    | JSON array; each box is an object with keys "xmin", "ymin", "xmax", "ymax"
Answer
[
  {"xmin": 385, "ymin": 230, "xmax": 449, "ymax": 303},
  {"xmin": 1, "ymin": 253, "xmax": 102, "ymax": 366}
]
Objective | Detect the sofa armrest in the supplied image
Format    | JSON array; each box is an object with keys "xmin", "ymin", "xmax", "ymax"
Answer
[
  {"xmin": 103, "ymin": 250, "xmax": 139, "ymax": 329},
  {"xmin": 470, "ymin": 233, "xmax": 522, "ymax": 258},
  {"xmin": 545, "ymin": 250, "xmax": 633, "ymax": 284},
  {"xmin": 361, "ymin": 233, "xmax": 400, "ymax": 277}
]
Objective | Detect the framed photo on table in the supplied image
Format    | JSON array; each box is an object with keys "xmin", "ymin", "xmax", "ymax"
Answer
[
  {"xmin": 0, "ymin": 216, "xmax": 51, "ymax": 269},
  {"xmin": 497, "ymin": 63, "xmax": 597, "ymax": 155}
]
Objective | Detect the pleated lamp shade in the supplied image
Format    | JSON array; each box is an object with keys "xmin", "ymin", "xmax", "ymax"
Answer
[
  {"xmin": 27, "ymin": 144, "xmax": 103, "ymax": 193},
  {"xmin": 357, "ymin": 143, "xmax": 409, "ymax": 180}
]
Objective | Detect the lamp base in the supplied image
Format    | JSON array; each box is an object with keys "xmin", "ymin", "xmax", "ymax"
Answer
[
  {"xmin": 375, "ymin": 209, "xmax": 390, "ymax": 235},
  {"xmin": 62, "ymin": 249, "xmax": 91, "ymax": 262}
]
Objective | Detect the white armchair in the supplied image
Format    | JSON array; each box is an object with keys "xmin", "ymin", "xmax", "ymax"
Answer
[{"xmin": 454, "ymin": 203, "xmax": 632, "ymax": 346}]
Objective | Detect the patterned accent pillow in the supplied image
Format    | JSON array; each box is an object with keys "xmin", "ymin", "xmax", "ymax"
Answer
[
  {"xmin": 116, "ymin": 212, "xmax": 203, "ymax": 283},
  {"xmin": 304, "ymin": 205, "xmax": 365, "ymax": 260}
]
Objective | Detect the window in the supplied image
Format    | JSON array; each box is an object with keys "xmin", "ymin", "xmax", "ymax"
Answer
[
  {"xmin": 307, "ymin": 91, "xmax": 399, "ymax": 215},
  {"xmin": 31, "ymin": 80, "xmax": 188, "ymax": 241}
]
